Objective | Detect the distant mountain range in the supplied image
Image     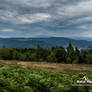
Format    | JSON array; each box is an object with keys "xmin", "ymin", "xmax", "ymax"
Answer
[{"xmin": 0, "ymin": 37, "xmax": 92, "ymax": 49}]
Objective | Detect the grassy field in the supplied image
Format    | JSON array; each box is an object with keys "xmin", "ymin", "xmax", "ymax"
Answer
[{"xmin": 0, "ymin": 60, "xmax": 92, "ymax": 74}]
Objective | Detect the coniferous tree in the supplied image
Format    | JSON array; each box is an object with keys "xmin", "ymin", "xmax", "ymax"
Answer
[
  {"xmin": 47, "ymin": 52, "xmax": 57, "ymax": 62},
  {"xmin": 80, "ymin": 50, "xmax": 88, "ymax": 63},
  {"xmin": 87, "ymin": 54, "xmax": 92, "ymax": 64},
  {"xmin": 67, "ymin": 43, "xmax": 75, "ymax": 63},
  {"xmin": 0, "ymin": 45, "xmax": 10, "ymax": 60},
  {"xmin": 54, "ymin": 46, "xmax": 66, "ymax": 63},
  {"xmin": 73, "ymin": 47, "xmax": 80, "ymax": 64}
]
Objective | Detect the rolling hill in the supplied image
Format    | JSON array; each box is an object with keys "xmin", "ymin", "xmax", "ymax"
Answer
[{"xmin": 0, "ymin": 37, "xmax": 92, "ymax": 49}]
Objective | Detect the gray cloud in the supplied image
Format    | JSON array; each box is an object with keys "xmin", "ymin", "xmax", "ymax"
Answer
[
  {"xmin": 1, "ymin": 28, "xmax": 15, "ymax": 32},
  {"xmin": 0, "ymin": 0, "xmax": 92, "ymax": 37}
]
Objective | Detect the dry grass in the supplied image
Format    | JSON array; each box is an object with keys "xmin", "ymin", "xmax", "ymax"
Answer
[{"xmin": 0, "ymin": 60, "xmax": 92, "ymax": 74}]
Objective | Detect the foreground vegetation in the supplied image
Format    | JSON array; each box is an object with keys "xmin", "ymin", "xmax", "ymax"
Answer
[
  {"xmin": 0, "ymin": 66, "xmax": 91, "ymax": 92},
  {"xmin": 0, "ymin": 43, "xmax": 92, "ymax": 64}
]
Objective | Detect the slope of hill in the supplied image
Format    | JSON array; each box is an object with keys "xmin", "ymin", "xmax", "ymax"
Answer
[{"xmin": 0, "ymin": 37, "xmax": 92, "ymax": 49}]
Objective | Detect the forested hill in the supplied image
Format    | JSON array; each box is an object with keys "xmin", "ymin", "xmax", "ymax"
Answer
[{"xmin": 0, "ymin": 37, "xmax": 92, "ymax": 49}]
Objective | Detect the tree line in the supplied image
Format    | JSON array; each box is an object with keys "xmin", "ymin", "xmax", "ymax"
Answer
[{"xmin": 0, "ymin": 43, "xmax": 92, "ymax": 64}]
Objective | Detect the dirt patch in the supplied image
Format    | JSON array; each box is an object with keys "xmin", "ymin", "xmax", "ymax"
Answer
[{"xmin": 0, "ymin": 60, "xmax": 92, "ymax": 74}]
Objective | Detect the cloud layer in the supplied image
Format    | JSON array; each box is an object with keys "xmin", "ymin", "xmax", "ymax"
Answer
[{"xmin": 0, "ymin": 0, "xmax": 92, "ymax": 37}]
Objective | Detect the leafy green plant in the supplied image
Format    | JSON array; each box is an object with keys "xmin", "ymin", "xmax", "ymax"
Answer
[{"xmin": 0, "ymin": 67, "xmax": 91, "ymax": 92}]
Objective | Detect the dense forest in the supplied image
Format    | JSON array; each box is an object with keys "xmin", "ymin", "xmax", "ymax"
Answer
[{"xmin": 0, "ymin": 43, "xmax": 92, "ymax": 64}]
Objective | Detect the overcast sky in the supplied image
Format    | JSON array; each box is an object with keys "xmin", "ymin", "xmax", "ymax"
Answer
[{"xmin": 0, "ymin": 0, "xmax": 92, "ymax": 38}]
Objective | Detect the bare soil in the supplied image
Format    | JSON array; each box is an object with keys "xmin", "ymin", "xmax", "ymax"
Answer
[{"xmin": 0, "ymin": 60, "xmax": 92, "ymax": 74}]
